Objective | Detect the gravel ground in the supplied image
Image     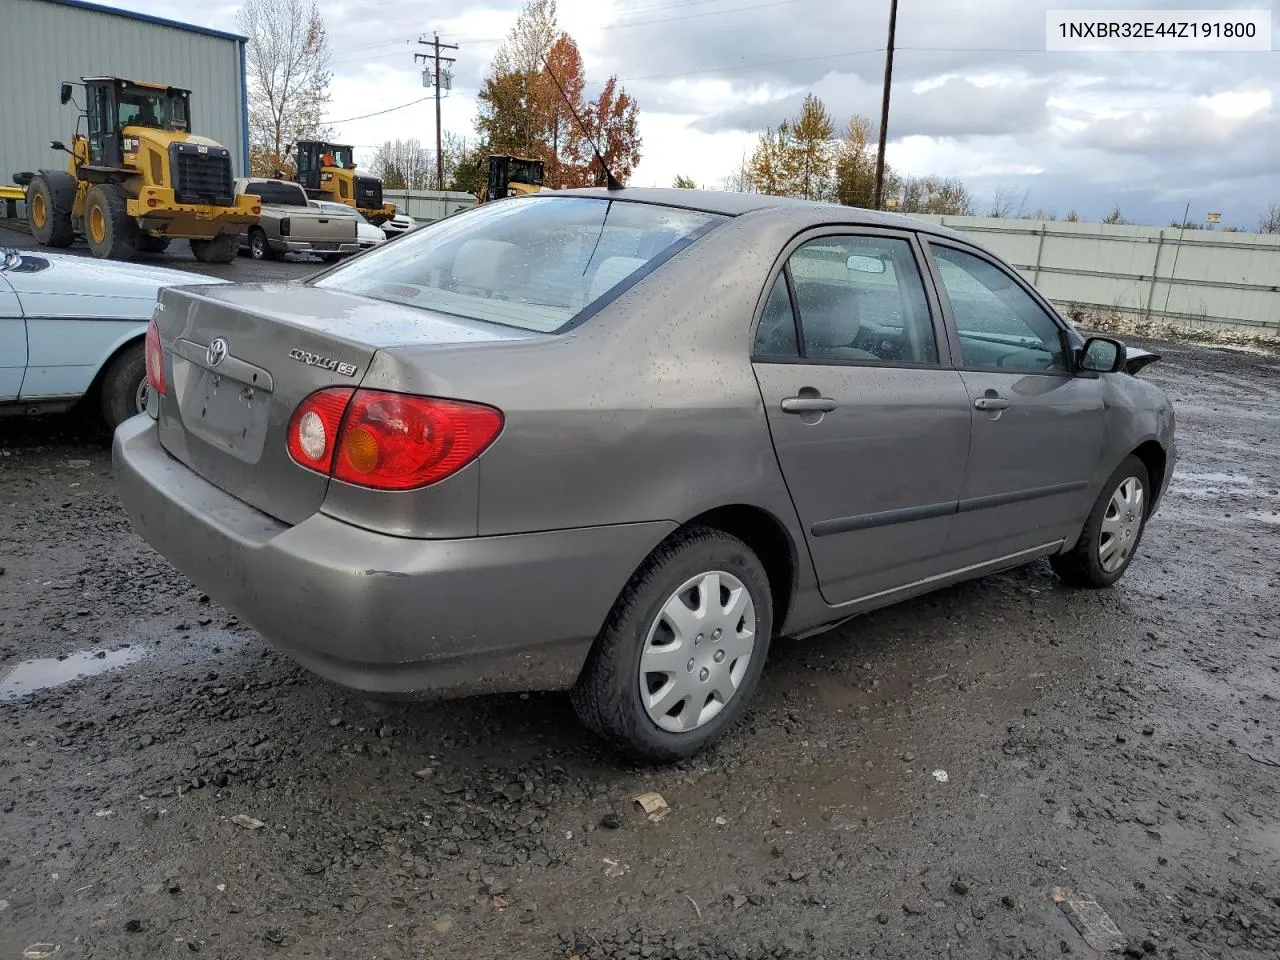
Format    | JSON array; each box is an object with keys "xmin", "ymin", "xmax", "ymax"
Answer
[{"xmin": 1, "ymin": 332, "xmax": 1278, "ymax": 959}]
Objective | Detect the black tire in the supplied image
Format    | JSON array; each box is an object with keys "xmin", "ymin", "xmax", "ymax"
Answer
[
  {"xmin": 190, "ymin": 233, "xmax": 239, "ymax": 264},
  {"xmin": 1051, "ymin": 455, "xmax": 1151, "ymax": 588},
  {"xmin": 99, "ymin": 343, "xmax": 147, "ymax": 431},
  {"xmin": 26, "ymin": 173, "xmax": 75, "ymax": 247},
  {"xmin": 246, "ymin": 227, "xmax": 274, "ymax": 261},
  {"xmin": 571, "ymin": 527, "xmax": 774, "ymax": 762},
  {"xmin": 84, "ymin": 183, "xmax": 138, "ymax": 260},
  {"xmin": 137, "ymin": 233, "xmax": 171, "ymax": 254}
]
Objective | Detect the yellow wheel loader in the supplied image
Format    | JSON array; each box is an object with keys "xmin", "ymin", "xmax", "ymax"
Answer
[
  {"xmin": 293, "ymin": 141, "xmax": 395, "ymax": 226},
  {"xmin": 23, "ymin": 77, "xmax": 260, "ymax": 262},
  {"xmin": 481, "ymin": 155, "xmax": 545, "ymax": 203}
]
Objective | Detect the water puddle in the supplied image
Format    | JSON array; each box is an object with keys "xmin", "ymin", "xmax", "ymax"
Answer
[
  {"xmin": 0, "ymin": 646, "xmax": 147, "ymax": 701},
  {"xmin": 1168, "ymin": 471, "xmax": 1259, "ymax": 499}
]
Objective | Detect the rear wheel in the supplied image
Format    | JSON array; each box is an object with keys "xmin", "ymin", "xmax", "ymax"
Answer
[
  {"xmin": 26, "ymin": 174, "xmax": 75, "ymax": 247},
  {"xmin": 190, "ymin": 233, "xmax": 239, "ymax": 264},
  {"xmin": 99, "ymin": 343, "xmax": 147, "ymax": 430},
  {"xmin": 1051, "ymin": 455, "xmax": 1151, "ymax": 588},
  {"xmin": 137, "ymin": 233, "xmax": 171, "ymax": 254},
  {"xmin": 84, "ymin": 183, "xmax": 138, "ymax": 259},
  {"xmin": 246, "ymin": 227, "xmax": 274, "ymax": 261},
  {"xmin": 571, "ymin": 527, "xmax": 773, "ymax": 762}
]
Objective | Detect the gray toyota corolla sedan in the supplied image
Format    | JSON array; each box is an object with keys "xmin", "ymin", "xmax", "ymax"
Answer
[{"xmin": 114, "ymin": 188, "xmax": 1176, "ymax": 760}]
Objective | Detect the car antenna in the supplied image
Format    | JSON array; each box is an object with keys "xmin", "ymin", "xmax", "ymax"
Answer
[{"xmin": 542, "ymin": 57, "xmax": 623, "ymax": 191}]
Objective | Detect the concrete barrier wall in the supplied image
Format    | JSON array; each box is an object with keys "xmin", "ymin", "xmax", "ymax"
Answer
[{"xmin": 909, "ymin": 215, "xmax": 1280, "ymax": 335}]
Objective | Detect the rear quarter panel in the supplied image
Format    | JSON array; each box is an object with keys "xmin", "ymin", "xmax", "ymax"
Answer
[{"xmin": 356, "ymin": 208, "xmax": 825, "ymax": 628}]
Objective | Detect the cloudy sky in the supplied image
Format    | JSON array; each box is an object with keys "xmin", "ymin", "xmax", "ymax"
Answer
[{"xmin": 98, "ymin": 0, "xmax": 1278, "ymax": 227}]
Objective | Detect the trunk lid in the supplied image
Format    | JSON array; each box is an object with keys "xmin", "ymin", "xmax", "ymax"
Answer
[{"xmin": 153, "ymin": 281, "xmax": 538, "ymax": 525}]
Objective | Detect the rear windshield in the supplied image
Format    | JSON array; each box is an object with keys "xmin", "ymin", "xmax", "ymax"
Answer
[
  {"xmin": 312, "ymin": 196, "xmax": 726, "ymax": 333},
  {"xmin": 244, "ymin": 180, "xmax": 308, "ymax": 206}
]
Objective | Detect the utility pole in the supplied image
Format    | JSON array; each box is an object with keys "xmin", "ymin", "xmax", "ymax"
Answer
[
  {"xmin": 873, "ymin": 0, "xmax": 899, "ymax": 210},
  {"xmin": 415, "ymin": 32, "xmax": 457, "ymax": 189}
]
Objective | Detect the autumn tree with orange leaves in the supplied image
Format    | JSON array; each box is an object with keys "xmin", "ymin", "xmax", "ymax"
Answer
[{"xmin": 475, "ymin": 0, "xmax": 641, "ymax": 188}]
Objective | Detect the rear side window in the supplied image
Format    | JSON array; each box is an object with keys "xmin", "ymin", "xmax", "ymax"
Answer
[
  {"xmin": 313, "ymin": 196, "xmax": 725, "ymax": 333},
  {"xmin": 753, "ymin": 274, "xmax": 800, "ymax": 357},
  {"xmin": 781, "ymin": 235, "xmax": 938, "ymax": 365}
]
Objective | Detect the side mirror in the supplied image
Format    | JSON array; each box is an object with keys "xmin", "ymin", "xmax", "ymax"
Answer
[
  {"xmin": 60, "ymin": 83, "xmax": 73, "ymax": 105},
  {"xmin": 1079, "ymin": 336, "xmax": 1125, "ymax": 373},
  {"xmin": 50, "ymin": 140, "xmax": 67, "ymax": 153}
]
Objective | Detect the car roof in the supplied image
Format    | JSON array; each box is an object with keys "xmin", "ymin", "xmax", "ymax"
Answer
[{"xmin": 547, "ymin": 187, "xmax": 973, "ymax": 242}]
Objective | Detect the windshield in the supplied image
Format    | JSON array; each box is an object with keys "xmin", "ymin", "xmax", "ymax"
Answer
[
  {"xmin": 313, "ymin": 196, "xmax": 725, "ymax": 333},
  {"xmin": 318, "ymin": 201, "xmax": 368, "ymax": 224}
]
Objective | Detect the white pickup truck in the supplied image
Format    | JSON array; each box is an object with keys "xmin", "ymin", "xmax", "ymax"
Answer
[{"xmin": 234, "ymin": 179, "xmax": 359, "ymax": 262}]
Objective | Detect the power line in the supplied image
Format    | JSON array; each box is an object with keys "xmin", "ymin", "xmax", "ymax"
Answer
[{"xmin": 325, "ymin": 96, "xmax": 433, "ymax": 125}]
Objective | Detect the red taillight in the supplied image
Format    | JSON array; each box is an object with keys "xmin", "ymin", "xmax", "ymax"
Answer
[
  {"xmin": 144, "ymin": 319, "xmax": 167, "ymax": 396},
  {"xmin": 286, "ymin": 388, "xmax": 503, "ymax": 491},
  {"xmin": 286, "ymin": 387, "xmax": 354, "ymax": 473}
]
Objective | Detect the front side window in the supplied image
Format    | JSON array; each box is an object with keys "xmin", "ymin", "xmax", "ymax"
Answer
[
  {"xmin": 785, "ymin": 235, "xmax": 938, "ymax": 364},
  {"xmin": 314, "ymin": 196, "xmax": 725, "ymax": 333},
  {"xmin": 930, "ymin": 244, "xmax": 1069, "ymax": 373}
]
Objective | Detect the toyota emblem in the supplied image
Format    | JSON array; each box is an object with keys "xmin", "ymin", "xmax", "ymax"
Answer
[{"xmin": 207, "ymin": 337, "xmax": 228, "ymax": 367}]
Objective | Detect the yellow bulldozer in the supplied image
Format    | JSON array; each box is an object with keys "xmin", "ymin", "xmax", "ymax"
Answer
[
  {"xmin": 22, "ymin": 77, "xmax": 260, "ymax": 262},
  {"xmin": 293, "ymin": 141, "xmax": 395, "ymax": 226},
  {"xmin": 480, "ymin": 155, "xmax": 545, "ymax": 203}
]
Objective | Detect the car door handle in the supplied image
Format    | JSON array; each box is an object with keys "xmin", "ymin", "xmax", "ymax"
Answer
[
  {"xmin": 973, "ymin": 397, "xmax": 1010, "ymax": 411},
  {"xmin": 781, "ymin": 396, "xmax": 837, "ymax": 414}
]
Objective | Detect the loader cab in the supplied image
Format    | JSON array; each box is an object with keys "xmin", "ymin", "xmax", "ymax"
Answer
[
  {"xmin": 80, "ymin": 77, "xmax": 191, "ymax": 168},
  {"xmin": 485, "ymin": 155, "xmax": 544, "ymax": 202},
  {"xmin": 296, "ymin": 141, "xmax": 355, "ymax": 192}
]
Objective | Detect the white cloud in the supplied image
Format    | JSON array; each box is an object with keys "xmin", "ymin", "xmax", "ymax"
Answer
[{"xmin": 87, "ymin": 0, "xmax": 1280, "ymax": 224}]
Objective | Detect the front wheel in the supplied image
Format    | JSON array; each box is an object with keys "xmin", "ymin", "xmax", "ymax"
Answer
[
  {"xmin": 84, "ymin": 183, "xmax": 138, "ymax": 260},
  {"xmin": 1051, "ymin": 455, "xmax": 1151, "ymax": 588},
  {"xmin": 571, "ymin": 528, "xmax": 773, "ymax": 762}
]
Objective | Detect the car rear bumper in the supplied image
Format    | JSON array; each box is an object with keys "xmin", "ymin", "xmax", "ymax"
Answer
[
  {"xmin": 270, "ymin": 239, "xmax": 360, "ymax": 255},
  {"xmin": 112, "ymin": 416, "xmax": 672, "ymax": 698}
]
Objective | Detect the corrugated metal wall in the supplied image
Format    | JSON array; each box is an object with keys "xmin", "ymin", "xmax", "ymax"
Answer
[
  {"xmin": 1, "ymin": 0, "xmax": 246, "ymax": 184},
  {"xmin": 911, "ymin": 214, "xmax": 1280, "ymax": 334},
  {"xmin": 382, "ymin": 189, "xmax": 478, "ymax": 223}
]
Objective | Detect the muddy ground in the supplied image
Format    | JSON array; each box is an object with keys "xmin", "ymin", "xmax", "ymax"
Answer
[{"xmin": 1, "ymin": 331, "xmax": 1278, "ymax": 959}]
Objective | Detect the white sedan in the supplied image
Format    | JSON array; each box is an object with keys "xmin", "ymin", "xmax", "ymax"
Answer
[
  {"xmin": 380, "ymin": 203, "xmax": 418, "ymax": 239},
  {"xmin": 0, "ymin": 248, "xmax": 224, "ymax": 428},
  {"xmin": 308, "ymin": 201, "xmax": 386, "ymax": 251}
]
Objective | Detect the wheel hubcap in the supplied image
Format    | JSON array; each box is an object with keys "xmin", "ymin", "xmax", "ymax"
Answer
[
  {"xmin": 134, "ymin": 377, "xmax": 149, "ymax": 415},
  {"xmin": 1099, "ymin": 476, "xmax": 1145, "ymax": 573},
  {"xmin": 639, "ymin": 570, "xmax": 756, "ymax": 734},
  {"xmin": 89, "ymin": 206, "xmax": 105, "ymax": 244},
  {"xmin": 32, "ymin": 193, "xmax": 47, "ymax": 229}
]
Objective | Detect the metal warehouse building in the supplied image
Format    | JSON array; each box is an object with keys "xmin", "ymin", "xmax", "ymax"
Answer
[{"xmin": 2, "ymin": 0, "xmax": 248, "ymax": 186}]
